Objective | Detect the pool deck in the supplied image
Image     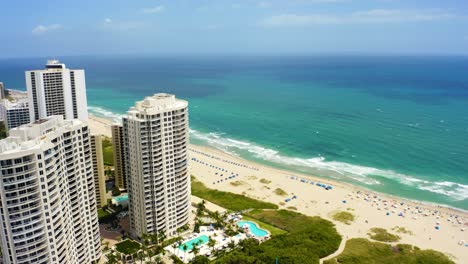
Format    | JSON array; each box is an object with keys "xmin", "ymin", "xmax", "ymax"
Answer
[
  {"xmin": 164, "ymin": 227, "xmax": 247, "ymax": 263},
  {"xmin": 164, "ymin": 217, "xmax": 273, "ymax": 263}
]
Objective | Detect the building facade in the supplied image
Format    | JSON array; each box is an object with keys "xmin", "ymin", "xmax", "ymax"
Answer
[
  {"xmin": 1, "ymin": 100, "xmax": 30, "ymax": 131},
  {"xmin": 90, "ymin": 134, "xmax": 107, "ymax": 208},
  {"xmin": 0, "ymin": 82, "xmax": 5, "ymax": 100},
  {"xmin": 111, "ymin": 124, "xmax": 127, "ymax": 190},
  {"xmin": 0, "ymin": 116, "xmax": 101, "ymax": 264},
  {"xmin": 25, "ymin": 60, "xmax": 88, "ymax": 123},
  {"xmin": 123, "ymin": 94, "xmax": 190, "ymax": 238}
]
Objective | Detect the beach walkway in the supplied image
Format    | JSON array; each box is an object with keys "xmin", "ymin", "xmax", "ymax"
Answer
[{"xmin": 319, "ymin": 238, "xmax": 347, "ymax": 264}]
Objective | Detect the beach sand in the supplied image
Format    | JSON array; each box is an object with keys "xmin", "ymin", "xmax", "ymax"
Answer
[
  {"xmin": 89, "ymin": 114, "xmax": 113, "ymax": 137},
  {"xmin": 89, "ymin": 114, "xmax": 468, "ymax": 263}
]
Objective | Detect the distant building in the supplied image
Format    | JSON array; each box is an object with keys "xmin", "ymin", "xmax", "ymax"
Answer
[
  {"xmin": 25, "ymin": 60, "xmax": 88, "ymax": 122},
  {"xmin": 90, "ymin": 134, "xmax": 107, "ymax": 208},
  {"xmin": 0, "ymin": 99, "xmax": 30, "ymax": 131},
  {"xmin": 123, "ymin": 93, "xmax": 190, "ymax": 238},
  {"xmin": 111, "ymin": 124, "xmax": 127, "ymax": 190},
  {"xmin": 0, "ymin": 116, "xmax": 101, "ymax": 264},
  {"xmin": 0, "ymin": 82, "xmax": 5, "ymax": 99}
]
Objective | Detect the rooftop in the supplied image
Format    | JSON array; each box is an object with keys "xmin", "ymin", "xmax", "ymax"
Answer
[{"xmin": 128, "ymin": 93, "xmax": 188, "ymax": 116}]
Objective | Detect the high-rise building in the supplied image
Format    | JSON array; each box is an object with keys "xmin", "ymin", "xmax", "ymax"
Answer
[
  {"xmin": 0, "ymin": 82, "xmax": 5, "ymax": 99},
  {"xmin": 0, "ymin": 99, "xmax": 30, "ymax": 131},
  {"xmin": 123, "ymin": 93, "xmax": 190, "ymax": 238},
  {"xmin": 0, "ymin": 116, "xmax": 101, "ymax": 264},
  {"xmin": 111, "ymin": 124, "xmax": 127, "ymax": 190},
  {"xmin": 90, "ymin": 134, "xmax": 107, "ymax": 208},
  {"xmin": 25, "ymin": 60, "xmax": 88, "ymax": 123}
]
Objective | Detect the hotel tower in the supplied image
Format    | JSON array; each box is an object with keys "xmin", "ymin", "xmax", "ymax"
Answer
[
  {"xmin": 123, "ymin": 93, "xmax": 190, "ymax": 238},
  {"xmin": 25, "ymin": 60, "xmax": 88, "ymax": 122},
  {"xmin": 0, "ymin": 116, "xmax": 101, "ymax": 264}
]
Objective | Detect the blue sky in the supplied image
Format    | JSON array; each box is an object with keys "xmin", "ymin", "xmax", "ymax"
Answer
[{"xmin": 1, "ymin": 0, "xmax": 467, "ymax": 57}]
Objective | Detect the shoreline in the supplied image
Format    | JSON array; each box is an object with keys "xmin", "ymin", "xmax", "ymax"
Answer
[
  {"xmin": 88, "ymin": 114, "xmax": 466, "ymax": 214},
  {"xmin": 190, "ymin": 143, "xmax": 468, "ymax": 216},
  {"xmin": 88, "ymin": 114, "xmax": 468, "ymax": 262}
]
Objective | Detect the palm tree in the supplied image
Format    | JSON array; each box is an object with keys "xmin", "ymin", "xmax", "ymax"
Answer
[
  {"xmin": 158, "ymin": 233, "xmax": 166, "ymax": 244},
  {"xmin": 154, "ymin": 255, "xmax": 162, "ymax": 264},
  {"xmin": 207, "ymin": 236, "xmax": 216, "ymax": 252},
  {"xmin": 191, "ymin": 243, "xmax": 200, "ymax": 256},
  {"xmin": 228, "ymin": 241, "xmax": 235, "ymax": 251},
  {"xmin": 182, "ymin": 244, "xmax": 188, "ymax": 260}
]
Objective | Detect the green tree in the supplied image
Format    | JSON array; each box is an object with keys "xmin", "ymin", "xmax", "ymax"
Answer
[
  {"xmin": 192, "ymin": 255, "xmax": 210, "ymax": 264},
  {"xmin": 208, "ymin": 236, "xmax": 216, "ymax": 252},
  {"xmin": 191, "ymin": 243, "xmax": 200, "ymax": 256}
]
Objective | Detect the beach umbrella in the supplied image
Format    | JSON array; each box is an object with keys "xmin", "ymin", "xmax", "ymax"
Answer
[{"xmin": 435, "ymin": 226, "xmax": 440, "ymax": 230}]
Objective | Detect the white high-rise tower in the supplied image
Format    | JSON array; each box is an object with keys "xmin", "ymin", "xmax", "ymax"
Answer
[
  {"xmin": 0, "ymin": 116, "xmax": 101, "ymax": 264},
  {"xmin": 25, "ymin": 60, "xmax": 88, "ymax": 122},
  {"xmin": 124, "ymin": 93, "xmax": 190, "ymax": 238}
]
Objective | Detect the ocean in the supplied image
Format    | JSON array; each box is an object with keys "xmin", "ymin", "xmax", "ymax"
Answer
[{"xmin": 1, "ymin": 55, "xmax": 467, "ymax": 210}]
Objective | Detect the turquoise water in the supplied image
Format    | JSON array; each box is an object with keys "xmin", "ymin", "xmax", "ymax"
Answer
[
  {"xmin": 179, "ymin": 235, "xmax": 209, "ymax": 251},
  {"xmin": 113, "ymin": 194, "xmax": 128, "ymax": 202},
  {"xmin": 1, "ymin": 55, "xmax": 467, "ymax": 210},
  {"xmin": 238, "ymin": 221, "xmax": 268, "ymax": 237}
]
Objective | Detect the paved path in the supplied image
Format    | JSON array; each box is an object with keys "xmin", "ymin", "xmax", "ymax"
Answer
[{"xmin": 319, "ymin": 238, "xmax": 347, "ymax": 264}]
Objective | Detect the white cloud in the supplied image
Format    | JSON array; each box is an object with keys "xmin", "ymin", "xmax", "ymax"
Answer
[
  {"xmin": 32, "ymin": 24, "xmax": 62, "ymax": 34},
  {"xmin": 261, "ymin": 14, "xmax": 340, "ymax": 26},
  {"xmin": 142, "ymin": 5, "xmax": 165, "ymax": 14},
  {"xmin": 350, "ymin": 9, "xmax": 455, "ymax": 23},
  {"xmin": 260, "ymin": 9, "xmax": 456, "ymax": 27},
  {"xmin": 100, "ymin": 19, "xmax": 144, "ymax": 31}
]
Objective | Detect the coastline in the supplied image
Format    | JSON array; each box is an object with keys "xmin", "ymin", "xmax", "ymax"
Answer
[{"xmin": 88, "ymin": 114, "xmax": 468, "ymax": 263}]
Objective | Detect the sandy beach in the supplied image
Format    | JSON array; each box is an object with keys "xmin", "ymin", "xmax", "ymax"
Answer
[{"xmin": 88, "ymin": 114, "xmax": 468, "ymax": 263}]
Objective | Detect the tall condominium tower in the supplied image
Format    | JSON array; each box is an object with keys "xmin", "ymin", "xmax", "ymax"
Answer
[
  {"xmin": 0, "ymin": 82, "xmax": 5, "ymax": 99},
  {"xmin": 0, "ymin": 116, "xmax": 101, "ymax": 264},
  {"xmin": 111, "ymin": 124, "xmax": 127, "ymax": 190},
  {"xmin": 90, "ymin": 134, "xmax": 107, "ymax": 208},
  {"xmin": 124, "ymin": 94, "xmax": 190, "ymax": 238},
  {"xmin": 25, "ymin": 60, "xmax": 88, "ymax": 122},
  {"xmin": 0, "ymin": 100, "xmax": 30, "ymax": 131}
]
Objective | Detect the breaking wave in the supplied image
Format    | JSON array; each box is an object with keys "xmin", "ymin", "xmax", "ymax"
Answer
[
  {"xmin": 190, "ymin": 128, "xmax": 468, "ymax": 201},
  {"xmin": 88, "ymin": 106, "xmax": 125, "ymax": 123}
]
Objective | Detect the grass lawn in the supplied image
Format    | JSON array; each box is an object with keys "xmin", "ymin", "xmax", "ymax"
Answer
[
  {"xmin": 115, "ymin": 240, "xmax": 141, "ymax": 255},
  {"xmin": 97, "ymin": 208, "xmax": 110, "ymax": 219},
  {"xmin": 103, "ymin": 147, "xmax": 113, "ymax": 166},
  {"xmin": 102, "ymin": 137, "xmax": 114, "ymax": 166},
  {"xmin": 323, "ymin": 238, "xmax": 455, "ymax": 264},
  {"xmin": 241, "ymin": 215, "xmax": 287, "ymax": 236},
  {"xmin": 191, "ymin": 176, "xmax": 278, "ymax": 211}
]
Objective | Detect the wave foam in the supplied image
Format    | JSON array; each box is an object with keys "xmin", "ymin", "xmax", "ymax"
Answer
[
  {"xmin": 88, "ymin": 106, "xmax": 125, "ymax": 123},
  {"xmin": 190, "ymin": 128, "xmax": 468, "ymax": 201}
]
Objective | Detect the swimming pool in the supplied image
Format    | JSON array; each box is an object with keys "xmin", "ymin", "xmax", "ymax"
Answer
[
  {"xmin": 113, "ymin": 194, "xmax": 128, "ymax": 202},
  {"xmin": 237, "ymin": 220, "xmax": 268, "ymax": 237},
  {"xmin": 179, "ymin": 235, "xmax": 209, "ymax": 251}
]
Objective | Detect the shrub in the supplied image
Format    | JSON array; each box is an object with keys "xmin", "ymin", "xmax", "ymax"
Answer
[
  {"xmin": 368, "ymin": 228, "xmax": 400, "ymax": 242},
  {"xmin": 332, "ymin": 211, "xmax": 355, "ymax": 225},
  {"xmin": 191, "ymin": 176, "xmax": 277, "ymax": 211},
  {"xmin": 324, "ymin": 238, "xmax": 454, "ymax": 264}
]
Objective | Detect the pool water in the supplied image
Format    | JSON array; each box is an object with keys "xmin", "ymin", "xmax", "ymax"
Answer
[
  {"xmin": 237, "ymin": 221, "xmax": 268, "ymax": 237},
  {"xmin": 113, "ymin": 194, "xmax": 128, "ymax": 202},
  {"xmin": 179, "ymin": 235, "xmax": 209, "ymax": 251}
]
